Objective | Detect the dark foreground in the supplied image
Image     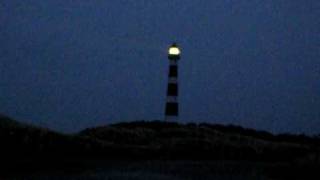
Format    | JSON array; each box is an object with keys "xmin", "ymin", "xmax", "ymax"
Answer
[
  {"xmin": 3, "ymin": 160, "xmax": 320, "ymax": 180},
  {"xmin": 1, "ymin": 115, "xmax": 320, "ymax": 179}
]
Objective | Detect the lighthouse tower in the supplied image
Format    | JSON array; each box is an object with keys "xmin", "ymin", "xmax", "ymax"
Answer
[{"xmin": 165, "ymin": 43, "xmax": 181, "ymax": 121}]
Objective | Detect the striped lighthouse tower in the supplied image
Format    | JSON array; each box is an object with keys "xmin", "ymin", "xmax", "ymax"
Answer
[{"xmin": 165, "ymin": 43, "xmax": 181, "ymax": 121}]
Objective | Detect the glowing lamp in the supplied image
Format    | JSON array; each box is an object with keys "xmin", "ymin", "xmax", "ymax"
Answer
[
  {"xmin": 169, "ymin": 47, "xmax": 180, "ymax": 55},
  {"xmin": 168, "ymin": 43, "xmax": 181, "ymax": 60}
]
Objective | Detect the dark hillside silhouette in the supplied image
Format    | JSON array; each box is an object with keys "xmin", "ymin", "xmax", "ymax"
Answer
[
  {"xmin": 80, "ymin": 121, "xmax": 320, "ymax": 162},
  {"xmin": 1, "ymin": 115, "xmax": 319, "ymax": 179},
  {"xmin": 1, "ymin": 116, "xmax": 319, "ymax": 161}
]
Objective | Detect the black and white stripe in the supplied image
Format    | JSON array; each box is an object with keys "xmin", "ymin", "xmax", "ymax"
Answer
[{"xmin": 165, "ymin": 59, "xmax": 179, "ymax": 120}]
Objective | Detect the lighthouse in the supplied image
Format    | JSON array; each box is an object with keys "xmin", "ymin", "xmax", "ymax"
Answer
[{"xmin": 165, "ymin": 43, "xmax": 181, "ymax": 121}]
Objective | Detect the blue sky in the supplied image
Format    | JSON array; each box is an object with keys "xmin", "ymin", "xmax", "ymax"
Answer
[{"xmin": 0, "ymin": 0, "xmax": 319, "ymax": 134}]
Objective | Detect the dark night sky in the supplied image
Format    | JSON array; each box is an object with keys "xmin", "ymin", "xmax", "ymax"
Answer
[{"xmin": 1, "ymin": 1, "xmax": 319, "ymax": 134}]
